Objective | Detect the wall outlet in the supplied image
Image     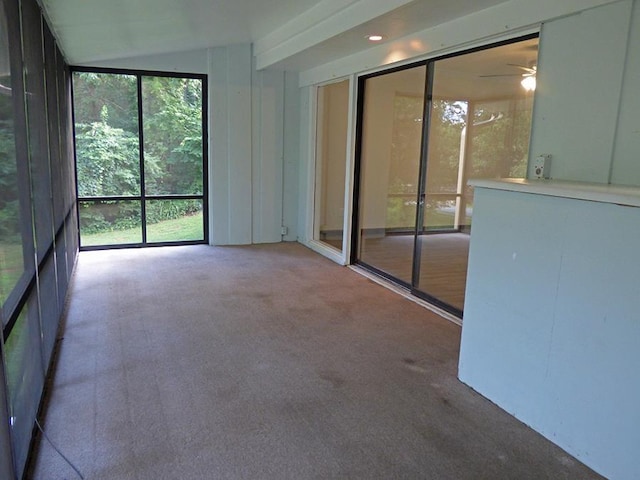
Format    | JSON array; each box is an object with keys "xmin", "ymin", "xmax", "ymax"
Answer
[
  {"xmin": 281, "ymin": 226, "xmax": 288, "ymax": 236},
  {"xmin": 533, "ymin": 154, "xmax": 552, "ymax": 179}
]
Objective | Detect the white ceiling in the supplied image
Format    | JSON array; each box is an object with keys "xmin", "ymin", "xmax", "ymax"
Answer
[
  {"xmin": 40, "ymin": 0, "xmax": 321, "ymax": 64},
  {"xmin": 40, "ymin": 0, "xmax": 511, "ymax": 69}
]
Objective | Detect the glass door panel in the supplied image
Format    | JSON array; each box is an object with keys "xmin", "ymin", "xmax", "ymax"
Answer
[
  {"xmin": 415, "ymin": 37, "xmax": 538, "ymax": 312},
  {"xmin": 314, "ymin": 80, "xmax": 349, "ymax": 251},
  {"xmin": 356, "ymin": 65, "xmax": 426, "ymax": 284}
]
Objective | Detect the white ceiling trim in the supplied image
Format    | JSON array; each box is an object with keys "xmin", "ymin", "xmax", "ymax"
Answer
[
  {"xmin": 298, "ymin": 0, "xmax": 623, "ymax": 86},
  {"xmin": 254, "ymin": 0, "xmax": 415, "ymax": 70},
  {"xmin": 253, "ymin": 0, "xmax": 359, "ymax": 55}
]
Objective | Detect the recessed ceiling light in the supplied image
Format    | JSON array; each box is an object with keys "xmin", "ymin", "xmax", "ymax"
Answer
[{"xmin": 367, "ymin": 35, "xmax": 383, "ymax": 42}]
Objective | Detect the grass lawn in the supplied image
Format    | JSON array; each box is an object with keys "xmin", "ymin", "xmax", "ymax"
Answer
[{"xmin": 81, "ymin": 211, "xmax": 204, "ymax": 247}]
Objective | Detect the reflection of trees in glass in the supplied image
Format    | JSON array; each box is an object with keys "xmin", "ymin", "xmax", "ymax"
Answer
[
  {"xmin": 427, "ymin": 99, "xmax": 467, "ymax": 193},
  {"xmin": 470, "ymin": 97, "xmax": 533, "ymax": 180},
  {"xmin": 387, "ymin": 94, "xmax": 423, "ymax": 228},
  {"xmin": 385, "ymin": 92, "xmax": 533, "ymax": 230}
]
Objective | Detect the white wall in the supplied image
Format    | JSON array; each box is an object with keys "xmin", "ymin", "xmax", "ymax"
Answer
[
  {"xmin": 528, "ymin": 0, "xmax": 636, "ymax": 183},
  {"xmin": 459, "ymin": 185, "xmax": 640, "ymax": 480},
  {"xmin": 282, "ymin": 71, "xmax": 300, "ymax": 242},
  {"xmin": 208, "ymin": 45, "xmax": 253, "ymax": 244},
  {"xmin": 83, "ymin": 45, "xmax": 300, "ymax": 245}
]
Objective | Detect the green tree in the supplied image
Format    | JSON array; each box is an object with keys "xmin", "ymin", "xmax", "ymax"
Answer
[
  {"xmin": 142, "ymin": 76, "xmax": 203, "ymax": 195},
  {"xmin": 75, "ymin": 106, "xmax": 140, "ymax": 197}
]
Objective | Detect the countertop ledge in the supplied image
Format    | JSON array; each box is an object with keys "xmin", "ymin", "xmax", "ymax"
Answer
[{"xmin": 469, "ymin": 178, "xmax": 640, "ymax": 208}]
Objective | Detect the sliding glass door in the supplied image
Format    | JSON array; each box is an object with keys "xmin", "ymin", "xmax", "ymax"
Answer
[
  {"xmin": 354, "ymin": 36, "xmax": 538, "ymax": 316},
  {"xmin": 314, "ymin": 79, "xmax": 350, "ymax": 252},
  {"xmin": 355, "ymin": 65, "xmax": 426, "ymax": 284},
  {"xmin": 73, "ymin": 70, "xmax": 207, "ymax": 249}
]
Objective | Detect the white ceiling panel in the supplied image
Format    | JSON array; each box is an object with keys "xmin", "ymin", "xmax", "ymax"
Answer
[
  {"xmin": 40, "ymin": 0, "xmax": 322, "ymax": 63},
  {"xmin": 39, "ymin": 0, "xmax": 536, "ymax": 70}
]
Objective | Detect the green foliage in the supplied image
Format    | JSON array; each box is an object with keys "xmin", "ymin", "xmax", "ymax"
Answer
[
  {"xmin": 146, "ymin": 200, "xmax": 202, "ymax": 224},
  {"xmin": 72, "ymin": 72, "xmax": 138, "ymax": 131},
  {"xmin": 79, "ymin": 201, "xmax": 140, "ymax": 235},
  {"xmin": 142, "ymin": 77, "xmax": 203, "ymax": 195},
  {"xmin": 75, "ymin": 117, "xmax": 140, "ymax": 197},
  {"xmin": 0, "ymin": 97, "xmax": 21, "ymax": 242}
]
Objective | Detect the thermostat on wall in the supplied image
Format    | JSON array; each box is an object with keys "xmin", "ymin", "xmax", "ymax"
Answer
[{"xmin": 533, "ymin": 154, "xmax": 551, "ymax": 179}]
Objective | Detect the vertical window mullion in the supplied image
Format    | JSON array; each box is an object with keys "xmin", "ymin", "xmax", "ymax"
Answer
[
  {"xmin": 137, "ymin": 75, "xmax": 147, "ymax": 244},
  {"xmin": 411, "ymin": 61, "xmax": 434, "ymax": 289}
]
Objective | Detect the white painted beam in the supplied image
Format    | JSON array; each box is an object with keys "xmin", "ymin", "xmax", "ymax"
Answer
[{"xmin": 254, "ymin": 0, "xmax": 415, "ymax": 70}]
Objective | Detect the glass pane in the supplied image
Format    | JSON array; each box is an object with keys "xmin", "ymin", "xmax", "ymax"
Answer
[
  {"xmin": 416, "ymin": 37, "xmax": 538, "ymax": 311},
  {"xmin": 79, "ymin": 200, "xmax": 142, "ymax": 247},
  {"xmin": 357, "ymin": 65, "xmax": 426, "ymax": 284},
  {"xmin": 142, "ymin": 76, "xmax": 203, "ymax": 195},
  {"xmin": 146, "ymin": 199, "xmax": 204, "ymax": 243},
  {"xmin": 73, "ymin": 72, "xmax": 140, "ymax": 197},
  {"xmin": 5, "ymin": 298, "xmax": 45, "ymax": 477},
  {"xmin": 0, "ymin": 3, "xmax": 24, "ymax": 310},
  {"xmin": 315, "ymin": 80, "xmax": 349, "ymax": 251}
]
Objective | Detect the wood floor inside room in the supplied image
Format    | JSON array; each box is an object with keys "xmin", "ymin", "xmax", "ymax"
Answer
[
  {"xmin": 359, "ymin": 232, "xmax": 470, "ymax": 311},
  {"xmin": 29, "ymin": 243, "xmax": 603, "ymax": 480}
]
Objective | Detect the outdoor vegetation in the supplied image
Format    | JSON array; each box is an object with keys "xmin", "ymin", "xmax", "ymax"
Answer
[{"xmin": 73, "ymin": 72, "xmax": 204, "ymax": 245}]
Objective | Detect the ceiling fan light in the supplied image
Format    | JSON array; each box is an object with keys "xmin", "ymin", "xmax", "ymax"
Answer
[{"xmin": 521, "ymin": 75, "xmax": 536, "ymax": 91}]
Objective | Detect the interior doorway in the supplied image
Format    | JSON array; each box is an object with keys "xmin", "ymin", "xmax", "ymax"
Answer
[{"xmin": 353, "ymin": 35, "xmax": 539, "ymax": 317}]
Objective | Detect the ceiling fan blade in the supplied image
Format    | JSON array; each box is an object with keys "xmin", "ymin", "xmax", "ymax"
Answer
[
  {"xmin": 478, "ymin": 73, "xmax": 523, "ymax": 78},
  {"xmin": 506, "ymin": 63, "xmax": 536, "ymax": 74}
]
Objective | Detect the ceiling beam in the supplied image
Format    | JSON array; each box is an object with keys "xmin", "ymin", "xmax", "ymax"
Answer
[{"xmin": 254, "ymin": 0, "xmax": 415, "ymax": 70}]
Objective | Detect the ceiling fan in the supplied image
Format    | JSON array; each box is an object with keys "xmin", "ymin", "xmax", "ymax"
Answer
[{"xmin": 479, "ymin": 63, "xmax": 537, "ymax": 91}]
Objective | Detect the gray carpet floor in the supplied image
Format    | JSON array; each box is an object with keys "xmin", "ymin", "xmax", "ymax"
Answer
[{"xmin": 29, "ymin": 243, "xmax": 604, "ymax": 479}]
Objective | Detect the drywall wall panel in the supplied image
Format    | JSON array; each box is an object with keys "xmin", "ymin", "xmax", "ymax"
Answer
[
  {"xmin": 528, "ymin": 1, "xmax": 632, "ymax": 182},
  {"xmin": 610, "ymin": 0, "xmax": 640, "ymax": 185},
  {"xmin": 252, "ymin": 69, "xmax": 285, "ymax": 243},
  {"xmin": 459, "ymin": 186, "xmax": 640, "ymax": 480},
  {"xmin": 208, "ymin": 45, "xmax": 253, "ymax": 245}
]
